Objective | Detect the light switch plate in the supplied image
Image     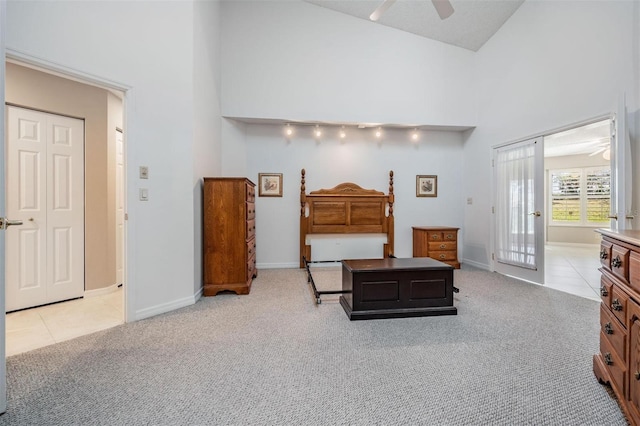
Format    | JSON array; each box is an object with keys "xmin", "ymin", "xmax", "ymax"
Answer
[
  {"xmin": 140, "ymin": 166, "xmax": 149, "ymax": 179},
  {"xmin": 139, "ymin": 188, "xmax": 149, "ymax": 201}
]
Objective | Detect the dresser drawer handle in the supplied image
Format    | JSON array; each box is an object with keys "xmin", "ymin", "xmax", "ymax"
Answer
[
  {"xmin": 600, "ymin": 286, "xmax": 608, "ymax": 297},
  {"xmin": 612, "ymin": 299, "xmax": 623, "ymax": 311},
  {"xmin": 604, "ymin": 352, "xmax": 613, "ymax": 365},
  {"xmin": 439, "ymin": 254, "xmax": 446, "ymax": 259},
  {"xmin": 431, "ymin": 235, "xmax": 439, "ymax": 240},
  {"xmin": 446, "ymin": 234, "xmax": 453, "ymax": 239},
  {"xmin": 600, "ymin": 250, "xmax": 608, "ymax": 260},
  {"xmin": 612, "ymin": 255, "xmax": 622, "ymax": 268},
  {"xmin": 440, "ymin": 244, "xmax": 446, "ymax": 249},
  {"xmin": 635, "ymin": 371, "xmax": 640, "ymax": 381},
  {"xmin": 604, "ymin": 322, "xmax": 613, "ymax": 335}
]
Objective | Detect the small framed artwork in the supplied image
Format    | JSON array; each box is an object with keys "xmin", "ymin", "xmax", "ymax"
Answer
[
  {"xmin": 416, "ymin": 175, "xmax": 437, "ymax": 197},
  {"xmin": 258, "ymin": 173, "xmax": 283, "ymax": 197}
]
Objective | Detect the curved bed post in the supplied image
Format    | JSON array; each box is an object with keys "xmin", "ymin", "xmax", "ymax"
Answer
[
  {"xmin": 385, "ymin": 170, "xmax": 395, "ymax": 258},
  {"xmin": 300, "ymin": 169, "xmax": 310, "ymax": 268}
]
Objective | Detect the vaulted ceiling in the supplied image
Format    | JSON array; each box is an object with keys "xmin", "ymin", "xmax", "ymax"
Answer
[{"xmin": 303, "ymin": 0, "xmax": 525, "ymax": 51}]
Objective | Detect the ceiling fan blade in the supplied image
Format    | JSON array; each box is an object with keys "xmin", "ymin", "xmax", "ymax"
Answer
[
  {"xmin": 589, "ymin": 147, "xmax": 607, "ymax": 156},
  {"xmin": 432, "ymin": 0, "xmax": 454, "ymax": 20},
  {"xmin": 370, "ymin": 0, "xmax": 397, "ymax": 21}
]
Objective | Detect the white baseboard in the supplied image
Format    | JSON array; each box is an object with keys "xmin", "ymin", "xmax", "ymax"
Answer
[
  {"xmin": 84, "ymin": 283, "xmax": 121, "ymax": 298},
  {"xmin": 135, "ymin": 291, "xmax": 200, "ymax": 321},
  {"xmin": 257, "ymin": 262, "xmax": 300, "ymax": 269},
  {"xmin": 461, "ymin": 258, "xmax": 490, "ymax": 271}
]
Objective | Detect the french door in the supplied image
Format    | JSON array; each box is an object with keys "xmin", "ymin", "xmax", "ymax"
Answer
[
  {"xmin": 5, "ymin": 106, "xmax": 85, "ymax": 312},
  {"xmin": 492, "ymin": 137, "xmax": 545, "ymax": 284}
]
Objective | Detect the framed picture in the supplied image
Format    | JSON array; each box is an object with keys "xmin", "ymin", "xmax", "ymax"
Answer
[
  {"xmin": 416, "ymin": 175, "xmax": 437, "ymax": 197},
  {"xmin": 258, "ymin": 173, "xmax": 283, "ymax": 197}
]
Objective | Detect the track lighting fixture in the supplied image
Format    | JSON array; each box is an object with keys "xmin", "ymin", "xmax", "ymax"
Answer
[
  {"xmin": 375, "ymin": 127, "xmax": 382, "ymax": 138},
  {"xmin": 339, "ymin": 126, "xmax": 346, "ymax": 139},
  {"xmin": 314, "ymin": 125, "xmax": 322, "ymax": 138},
  {"xmin": 285, "ymin": 124, "xmax": 293, "ymax": 137},
  {"xmin": 411, "ymin": 128, "xmax": 419, "ymax": 141}
]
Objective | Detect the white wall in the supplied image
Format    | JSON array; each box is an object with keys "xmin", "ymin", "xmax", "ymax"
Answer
[
  {"xmin": 193, "ymin": 0, "xmax": 222, "ymax": 295},
  {"xmin": 6, "ymin": 1, "xmax": 220, "ymax": 319},
  {"xmin": 221, "ymin": 0, "xmax": 476, "ymax": 127},
  {"xmin": 243, "ymin": 123, "xmax": 465, "ymax": 267},
  {"xmin": 462, "ymin": 0, "xmax": 639, "ymax": 269}
]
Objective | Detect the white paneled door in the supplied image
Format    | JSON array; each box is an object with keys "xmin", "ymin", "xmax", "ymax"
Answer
[{"xmin": 6, "ymin": 106, "xmax": 84, "ymax": 312}]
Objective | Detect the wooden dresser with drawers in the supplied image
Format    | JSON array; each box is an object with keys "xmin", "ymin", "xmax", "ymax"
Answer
[
  {"xmin": 412, "ymin": 226, "xmax": 460, "ymax": 269},
  {"xmin": 594, "ymin": 228, "xmax": 640, "ymax": 425},
  {"xmin": 203, "ymin": 177, "xmax": 257, "ymax": 296}
]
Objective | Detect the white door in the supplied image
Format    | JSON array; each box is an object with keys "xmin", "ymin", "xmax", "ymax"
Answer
[
  {"xmin": 610, "ymin": 95, "xmax": 633, "ymax": 230},
  {"xmin": 492, "ymin": 137, "xmax": 545, "ymax": 284},
  {"xmin": 6, "ymin": 106, "xmax": 84, "ymax": 312},
  {"xmin": 115, "ymin": 129, "xmax": 124, "ymax": 286}
]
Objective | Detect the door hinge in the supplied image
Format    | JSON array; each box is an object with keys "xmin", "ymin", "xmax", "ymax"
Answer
[
  {"xmin": 492, "ymin": 253, "xmax": 495, "ymax": 260},
  {"xmin": 492, "ymin": 206, "xmax": 495, "ymax": 214},
  {"xmin": 125, "ymin": 213, "xmax": 129, "ymax": 220}
]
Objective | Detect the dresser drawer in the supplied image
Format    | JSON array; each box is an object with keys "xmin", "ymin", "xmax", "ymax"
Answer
[
  {"xmin": 600, "ymin": 240, "xmax": 612, "ymax": 270},
  {"xmin": 246, "ymin": 219, "xmax": 256, "ymax": 240},
  {"xmin": 427, "ymin": 232, "xmax": 444, "ymax": 241},
  {"xmin": 600, "ymin": 333, "xmax": 627, "ymax": 396},
  {"xmin": 600, "ymin": 274, "xmax": 613, "ymax": 306},
  {"xmin": 610, "ymin": 285, "xmax": 629, "ymax": 326},
  {"xmin": 600, "ymin": 304, "xmax": 627, "ymax": 362},
  {"xmin": 246, "ymin": 202, "xmax": 255, "ymax": 220},
  {"xmin": 430, "ymin": 251, "xmax": 457, "ymax": 262},
  {"xmin": 247, "ymin": 238, "xmax": 256, "ymax": 259},
  {"xmin": 428, "ymin": 241, "xmax": 457, "ymax": 251},
  {"xmin": 246, "ymin": 183, "xmax": 256, "ymax": 202},
  {"xmin": 630, "ymin": 251, "xmax": 640, "ymax": 295},
  {"xmin": 247, "ymin": 255, "xmax": 256, "ymax": 281},
  {"xmin": 611, "ymin": 244, "xmax": 630, "ymax": 283}
]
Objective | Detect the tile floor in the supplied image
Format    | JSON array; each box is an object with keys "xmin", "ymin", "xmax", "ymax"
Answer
[
  {"xmin": 5, "ymin": 287, "xmax": 123, "ymax": 357},
  {"xmin": 544, "ymin": 243, "xmax": 601, "ymax": 301},
  {"xmin": 4, "ymin": 244, "xmax": 601, "ymax": 357}
]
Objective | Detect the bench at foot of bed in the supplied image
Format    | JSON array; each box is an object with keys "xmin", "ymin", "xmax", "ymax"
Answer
[{"xmin": 340, "ymin": 257, "xmax": 457, "ymax": 320}]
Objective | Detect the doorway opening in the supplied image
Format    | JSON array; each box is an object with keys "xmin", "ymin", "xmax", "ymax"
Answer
[
  {"xmin": 4, "ymin": 60, "xmax": 127, "ymax": 355},
  {"xmin": 543, "ymin": 119, "xmax": 611, "ymax": 300}
]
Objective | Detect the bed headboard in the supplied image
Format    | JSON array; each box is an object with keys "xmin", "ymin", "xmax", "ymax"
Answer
[{"xmin": 299, "ymin": 169, "xmax": 394, "ymax": 267}]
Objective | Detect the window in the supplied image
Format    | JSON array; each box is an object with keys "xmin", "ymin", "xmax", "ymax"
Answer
[{"xmin": 549, "ymin": 167, "xmax": 610, "ymax": 226}]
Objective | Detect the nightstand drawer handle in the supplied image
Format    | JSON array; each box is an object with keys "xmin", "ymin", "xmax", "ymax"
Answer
[
  {"xmin": 604, "ymin": 322, "xmax": 613, "ymax": 334},
  {"xmin": 600, "ymin": 286, "xmax": 608, "ymax": 297},
  {"xmin": 612, "ymin": 256, "xmax": 622, "ymax": 268},
  {"xmin": 604, "ymin": 352, "xmax": 613, "ymax": 365},
  {"xmin": 440, "ymin": 244, "xmax": 446, "ymax": 249},
  {"xmin": 612, "ymin": 299, "xmax": 623, "ymax": 311},
  {"xmin": 600, "ymin": 250, "xmax": 608, "ymax": 260},
  {"xmin": 635, "ymin": 371, "xmax": 640, "ymax": 381}
]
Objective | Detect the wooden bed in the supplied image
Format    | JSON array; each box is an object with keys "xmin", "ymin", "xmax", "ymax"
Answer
[
  {"xmin": 299, "ymin": 169, "xmax": 457, "ymax": 318},
  {"xmin": 299, "ymin": 168, "xmax": 395, "ymax": 268}
]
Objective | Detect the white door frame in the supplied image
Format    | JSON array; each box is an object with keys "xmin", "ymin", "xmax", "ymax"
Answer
[
  {"xmin": 4, "ymin": 49, "xmax": 135, "ymax": 325},
  {"xmin": 1, "ymin": 0, "xmax": 8, "ymax": 414},
  {"xmin": 490, "ymin": 111, "xmax": 625, "ymax": 283}
]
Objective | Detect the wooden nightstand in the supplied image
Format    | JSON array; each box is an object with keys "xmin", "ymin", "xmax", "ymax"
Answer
[{"xmin": 412, "ymin": 226, "xmax": 460, "ymax": 269}]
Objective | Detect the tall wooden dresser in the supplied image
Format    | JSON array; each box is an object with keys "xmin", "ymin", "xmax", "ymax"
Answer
[
  {"xmin": 594, "ymin": 229, "xmax": 640, "ymax": 425},
  {"xmin": 203, "ymin": 177, "xmax": 257, "ymax": 296},
  {"xmin": 412, "ymin": 226, "xmax": 460, "ymax": 269}
]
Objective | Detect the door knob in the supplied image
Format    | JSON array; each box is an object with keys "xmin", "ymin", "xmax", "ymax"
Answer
[
  {"xmin": 529, "ymin": 211, "xmax": 541, "ymax": 217},
  {"xmin": 0, "ymin": 217, "xmax": 23, "ymax": 230}
]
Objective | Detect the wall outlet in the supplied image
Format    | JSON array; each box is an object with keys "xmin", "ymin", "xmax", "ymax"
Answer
[{"xmin": 140, "ymin": 166, "xmax": 149, "ymax": 179}]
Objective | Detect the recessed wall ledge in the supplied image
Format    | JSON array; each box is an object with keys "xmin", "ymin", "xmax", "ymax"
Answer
[{"xmin": 223, "ymin": 115, "xmax": 475, "ymax": 132}]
